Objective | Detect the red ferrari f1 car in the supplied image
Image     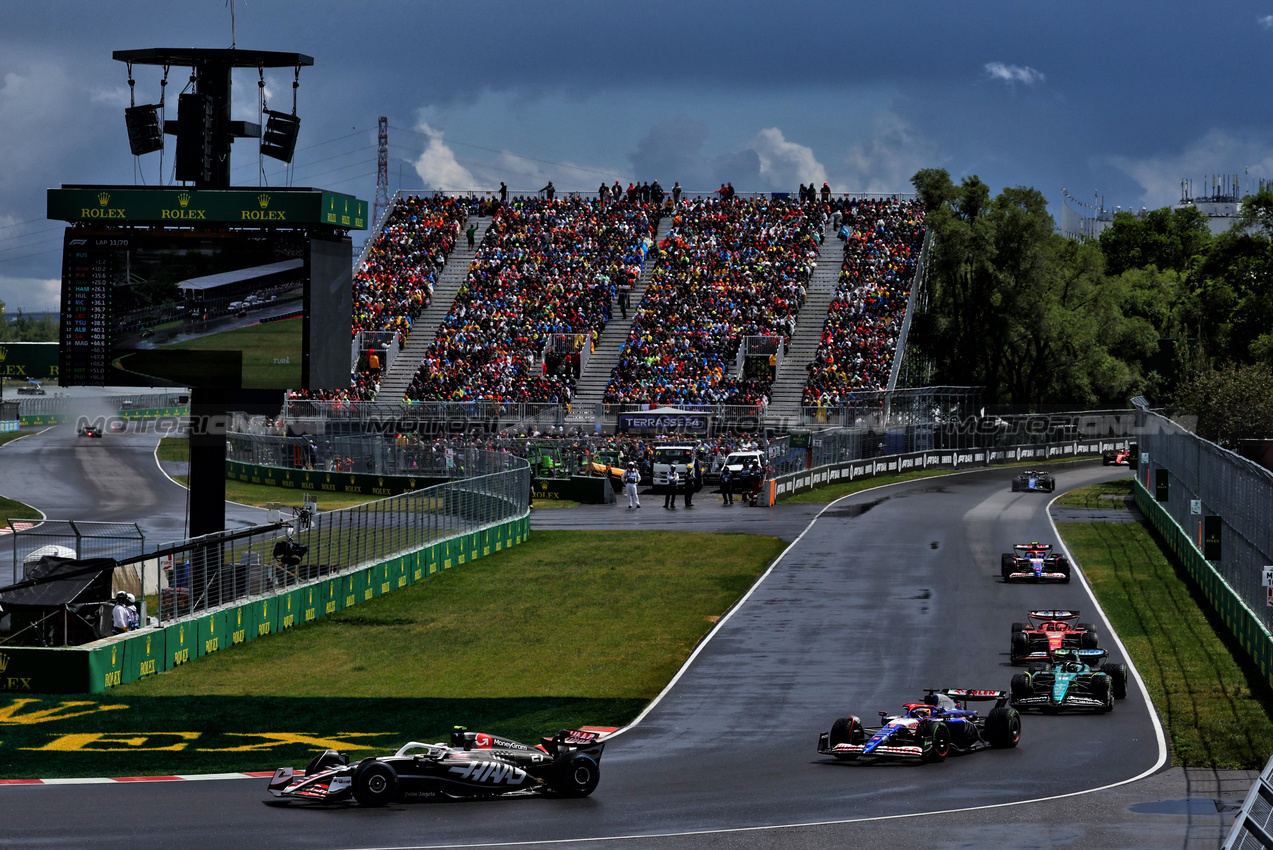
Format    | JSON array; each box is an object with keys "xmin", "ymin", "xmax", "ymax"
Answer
[{"xmin": 1010, "ymin": 610, "xmax": 1098, "ymax": 663}]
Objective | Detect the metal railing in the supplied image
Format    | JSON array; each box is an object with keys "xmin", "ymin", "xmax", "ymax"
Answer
[
  {"xmin": 1135, "ymin": 405, "xmax": 1273, "ymax": 633},
  {"xmin": 0, "ymin": 452, "xmax": 529, "ymax": 644},
  {"xmin": 15, "ymin": 392, "xmax": 188, "ymax": 417}
]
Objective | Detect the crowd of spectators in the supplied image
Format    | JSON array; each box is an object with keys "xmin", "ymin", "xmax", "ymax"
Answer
[
  {"xmin": 802, "ymin": 198, "xmax": 926, "ymax": 407},
  {"xmin": 603, "ymin": 197, "xmax": 819, "ymax": 408},
  {"xmin": 402, "ymin": 196, "xmax": 656, "ymax": 403}
]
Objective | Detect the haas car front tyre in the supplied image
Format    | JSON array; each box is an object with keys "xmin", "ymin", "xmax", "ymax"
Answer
[
  {"xmin": 352, "ymin": 760, "xmax": 398, "ymax": 807},
  {"xmin": 918, "ymin": 720, "xmax": 951, "ymax": 763},
  {"xmin": 986, "ymin": 706, "xmax": 1022, "ymax": 748},
  {"xmin": 551, "ymin": 754, "xmax": 600, "ymax": 798},
  {"xmin": 828, "ymin": 716, "xmax": 864, "ymax": 760}
]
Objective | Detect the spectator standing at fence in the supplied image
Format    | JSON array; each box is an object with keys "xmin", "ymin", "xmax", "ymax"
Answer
[
  {"xmin": 664, "ymin": 465, "xmax": 680, "ymax": 509},
  {"xmin": 499, "ymin": 182, "xmax": 508, "ymax": 203},
  {"xmin": 541, "ymin": 181, "xmax": 555, "ymax": 200},
  {"xmin": 821, "ymin": 182, "xmax": 831, "ymax": 203},
  {"xmin": 672, "ymin": 182, "xmax": 682, "ymax": 205},
  {"xmin": 623, "ymin": 462, "xmax": 642, "ymax": 509}
]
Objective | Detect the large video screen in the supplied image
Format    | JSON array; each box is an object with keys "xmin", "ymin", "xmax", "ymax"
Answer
[{"xmin": 60, "ymin": 228, "xmax": 351, "ymax": 390}]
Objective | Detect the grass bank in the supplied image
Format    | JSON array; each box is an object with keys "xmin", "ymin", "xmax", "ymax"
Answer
[
  {"xmin": 1056, "ymin": 480, "xmax": 1273, "ymax": 768},
  {"xmin": 0, "ymin": 529, "xmax": 782, "ymax": 778},
  {"xmin": 116, "ymin": 529, "xmax": 784, "ymax": 698}
]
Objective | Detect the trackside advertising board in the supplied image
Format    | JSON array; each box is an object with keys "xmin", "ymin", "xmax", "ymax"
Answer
[{"xmin": 0, "ymin": 514, "xmax": 529, "ymax": 694}]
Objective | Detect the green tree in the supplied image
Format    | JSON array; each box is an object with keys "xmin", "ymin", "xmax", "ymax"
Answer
[
  {"xmin": 1173, "ymin": 363, "xmax": 1273, "ymax": 447},
  {"xmin": 1097, "ymin": 206, "xmax": 1212, "ymax": 276},
  {"xmin": 0, "ymin": 301, "xmax": 58, "ymax": 342}
]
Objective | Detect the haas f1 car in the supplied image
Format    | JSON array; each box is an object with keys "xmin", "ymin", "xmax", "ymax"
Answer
[
  {"xmin": 1011, "ymin": 470, "xmax": 1055, "ymax": 492},
  {"xmin": 817, "ymin": 689, "xmax": 1021, "ymax": 763},
  {"xmin": 1011, "ymin": 610, "xmax": 1098, "ymax": 663},
  {"xmin": 268, "ymin": 727, "xmax": 604, "ymax": 806},
  {"xmin": 1010, "ymin": 648, "xmax": 1128, "ymax": 713},
  {"xmin": 1001, "ymin": 542, "xmax": 1071, "ymax": 582}
]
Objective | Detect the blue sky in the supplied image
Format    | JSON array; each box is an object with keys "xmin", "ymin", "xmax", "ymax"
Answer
[{"xmin": 3, "ymin": 0, "xmax": 1273, "ymax": 311}]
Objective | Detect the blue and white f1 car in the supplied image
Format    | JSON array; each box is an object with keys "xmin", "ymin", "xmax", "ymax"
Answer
[
  {"xmin": 1000, "ymin": 542, "xmax": 1071, "ymax": 582},
  {"xmin": 1011, "ymin": 470, "xmax": 1056, "ymax": 492},
  {"xmin": 817, "ymin": 689, "xmax": 1021, "ymax": 763}
]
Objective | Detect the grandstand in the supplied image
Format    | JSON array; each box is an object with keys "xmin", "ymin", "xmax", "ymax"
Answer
[{"xmin": 326, "ymin": 190, "xmax": 926, "ymax": 429}]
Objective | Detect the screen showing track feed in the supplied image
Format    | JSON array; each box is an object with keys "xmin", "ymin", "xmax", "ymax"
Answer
[{"xmin": 59, "ymin": 229, "xmax": 351, "ymax": 390}]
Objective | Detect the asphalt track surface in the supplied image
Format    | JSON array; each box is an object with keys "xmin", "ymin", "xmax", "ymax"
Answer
[{"xmin": 0, "ymin": 432, "xmax": 1241, "ymax": 848}]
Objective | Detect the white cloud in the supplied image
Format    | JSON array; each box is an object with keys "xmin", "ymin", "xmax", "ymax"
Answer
[
  {"xmin": 412, "ymin": 123, "xmax": 476, "ymax": 191},
  {"xmin": 0, "ymin": 274, "xmax": 61, "ymax": 312},
  {"xmin": 984, "ymin": 62, "xmax": 1045, "ymax": 85},
  {"xmin": 748, "ymin": 127, "xmax": 826, "ymax": 189},
  {"xmin": 835, "ymin": 111, "xmax": 939, "ymax": 194},
  {"xmin": 1106, "ymin": 129, "xmax": 1273, "ymax": 208},
  {"xmin": 1259, "ymin": 14, "xmax": 1273, "ymax": 29}
]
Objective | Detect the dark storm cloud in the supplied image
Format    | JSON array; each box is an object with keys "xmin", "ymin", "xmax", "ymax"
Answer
[{"xmin": 628, "ymin": 117, "xmax": 760, "ymax": 189}]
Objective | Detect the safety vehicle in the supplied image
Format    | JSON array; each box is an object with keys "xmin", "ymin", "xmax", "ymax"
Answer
[
  {"xmin": 1000, "ymin": 542, "xmax": 1070, "ymax": 582},
  {"xmin": 16, "ymin": 380, "xmax": 45, "ymax": 395},
  {"xmin": 267, "ymin": 727, "xmax": 604, "ymax": 806},
  {"xmin": 1010, "ymin": 648, "xmax": 1128, "ymax": 713},
  {"xmin": 1010, "ymin": 610, "xmax": 1098, "ymax": 663},
  {"xmin": 817, "ymin": 688, "xmax": 1021, "ymax": 763},
  {"xmin": 1011, "ymin": 469, "xmax": 1055, "ymax": 492}
]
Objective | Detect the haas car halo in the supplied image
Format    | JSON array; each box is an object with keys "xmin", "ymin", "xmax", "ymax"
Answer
[
  {"xmin": 1001, "ymin": 542, "xmax": 1071, "ymax": 582},
  {"xmin": 818, "ymin": 689, "xmax": 1021, "ymax": 763},
  {"xmin": 268, "ymin": 727, "xmax": 604, "ymax": 806}
]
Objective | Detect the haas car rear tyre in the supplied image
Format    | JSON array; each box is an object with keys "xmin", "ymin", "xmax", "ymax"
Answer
[
  {"xmin": 918, "ymin": 720, "xmax": 951, "ymax": 763},
  {"xmin": 352, "ymin": 760, "xmax": 398, "ymax": 807},
  {"xmin": 551, "ymin": 754, "xmax": 600, "ymax": 798},
  {"xmin": 1102, "ymin": 662, "xmax": 1129, "ymax": 699},
  {"xmin": 828, "ymin": 716, "xmax": 863, "ymax": 760},
  {"xmin": 986, "ymin": 706, "xmax": 1022, "ymax": 748}
]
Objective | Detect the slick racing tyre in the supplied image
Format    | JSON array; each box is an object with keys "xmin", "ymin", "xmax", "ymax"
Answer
[
  {"xmin": 828, "ymin": 716, "xmax": 864, "ymax": 760},
  {"xmin": 1102, "ymin": 662, "xmax": 1129, "ymax": 699},
  {"xmin": 1010, "ymin": 622, "xmax": 1027, "ymax": 637},
  {"xmin": 551, "ymin": 754, "xmax": 600, "ymax": 797},
  {"xmin": 1010, "ymin": 672, "xmax": 1032, "ymax": 703},
  {"xmin": 306, "ymin": 749, "xmax": 348, "ymax": 776},
  {"xmin": 1078, "ymin": 623, "xmax": 1098, "ymax": 643},
  {"xmin": 918, "ymin": 720, "xmax": 950, "ymax": 763},
  {"xmin": 1080, "ymin": 631, "xmax": 1099, "ymax": 650},
  {"xmin": 986, "ymin": 706, "xmax": 1022, "ymax": 748},
  {"xmin": 352, "ymin": 760, "xmax": 398, "ymax": 807},
  {"xmin": 1056, "ymin": 557, "xmax": 1071, "ymax": 582},
  {"xmin": 1011, "ymin": 632, "xmax": 1031, "ymax": 663},
  {"xmin": 1091, "ymin": 674, "xmax": 1113, "ymax": 712},
  {"xmin": 1001, "ymin": 554, "xmax": 1015, "ymax": 580}
]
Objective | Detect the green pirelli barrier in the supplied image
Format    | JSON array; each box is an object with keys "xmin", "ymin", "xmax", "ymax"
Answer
[{"xmin": 7, "ymin": 513, "xmax": 530, "ymax": 693}]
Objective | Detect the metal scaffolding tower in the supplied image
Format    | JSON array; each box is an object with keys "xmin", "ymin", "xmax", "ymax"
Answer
[{"xmin": 373, "ymin": 116, "xmax": 389, "ymax": 227}]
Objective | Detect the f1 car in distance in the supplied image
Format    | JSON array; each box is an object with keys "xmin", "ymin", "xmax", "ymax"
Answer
[
  {"xmin": 817, "ymin": 689, "xmax": 1021, "ymax": 763},
  {"xmin": 268, "ymin": 727, "xmax": 604, "ymax": 806},
  {"xmin": 1010, "ymin": 610, "xmax": 1098, "ymax": 663},
  {"xmin": 77, "ymin": 424, "xmax": 103, "ymax": 438},
  {"xmin": 1010, "ymin": 648, "xmax": 1128, "ymax": 713},
  {"xmin": 1011, "ymin": 470, "xmax": 1056, "ymax": 492},
  {"xmin": 1103, "ymin": 447, "xmax": 1132, "ymax": 466},
  {"xmin": 1001, "ymin": 542, "xmax": 1070, "ymax": 582}
]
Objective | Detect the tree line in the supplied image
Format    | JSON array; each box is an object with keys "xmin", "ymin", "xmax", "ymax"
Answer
[{"xmin": 908, "ymin": 168, "xmax": 1273, "ymax": 446}]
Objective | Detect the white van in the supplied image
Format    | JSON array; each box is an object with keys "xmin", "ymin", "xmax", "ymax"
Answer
[
  {"xmin": 651, "ymin": 444, "xmax": 697, "ymax": 493},
  {"xmin": 713, "ymin": 450, "xmax": 765, "ymax": 484}
]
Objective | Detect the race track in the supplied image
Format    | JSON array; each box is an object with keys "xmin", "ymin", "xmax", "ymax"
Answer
[{"xmin": 0, "ymin": 445, "xmax": 1171, "ymax": 849}]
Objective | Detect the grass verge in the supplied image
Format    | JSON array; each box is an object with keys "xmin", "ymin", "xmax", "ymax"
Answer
[
  {"xmin": 156, "ymin": 436, "xmax": 188, "ymax": 462},
  {"xmin": 1056, "ymin": 481, "xmax": 1273, "ymax": 768},
  {"xmin": 0, "ymin": 493, "xmax": 41, "ymax": 521},
  {"xmin": 0, "ymin": 431, "xmax": 31, "ymax": 449},
  {"xmin": 0, "ymin": 530, "xmax": 783, "ymax": 778}
]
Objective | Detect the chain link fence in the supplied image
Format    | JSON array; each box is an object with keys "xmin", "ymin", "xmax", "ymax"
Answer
[{"xmin": 1135, "ymin": 406, "xmax": 1273, "ymax": 633}]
